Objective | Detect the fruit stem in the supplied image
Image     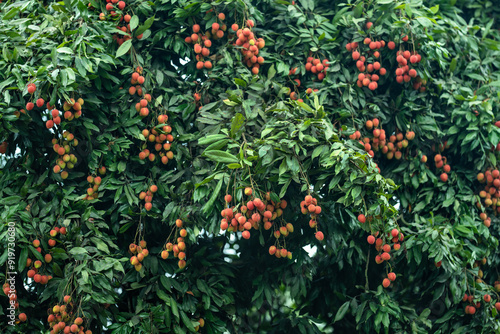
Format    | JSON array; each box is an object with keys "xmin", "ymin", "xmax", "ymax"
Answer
[{"xmin": 294, "ymin": 152, "xmax": 311, "ymax": 194}]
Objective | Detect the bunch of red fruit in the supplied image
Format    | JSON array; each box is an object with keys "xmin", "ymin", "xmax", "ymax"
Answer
[
  {"xmin": 346, "ymin": 28, "xmax": 388, "ymax": 91},
  {"xmin": 139, "ymin": 114, "xmax": 174, "ymax": 165},
  {"xmin": 221, "ymin": 188, "xmax": 291, "ymax": 258},
  {"xmin": 100, "ymin": 0, "xmax": 128, "ymax": 22},
  {"xmin": 46, "ymin": 300, "xmax": 92, "ymax": 334},
  {"xmin": 129, "ymin": 240, "xmax": 149, "ymax": 271},
  {"xmin": 286, "ymin": 68, "xmax": 319, "ymax": 101},
  {"xmin": 394, "ymin": 49, "xmax": 423, "ymax": 92},
  {"xmin": 139, "ymin": 184, "xmax": 158, "ymax": 211},
  {"xmin": 129, "ymin": 66, "xmax": 147, "ymax": 111},
  {"xmin": 132, "ymin": 94, "xmax": 151, "ymax": 117},
  {"xmin": 84, "ymin": 175, "xmax": 102, "ymax": 200},
  {"xmin": 233, "ymin": 20, "xmax": 265, "ymax": 74},
  {"xmin": 161, "ymin": 219, "xmax": 188, "ymax": 269},
  {"xmin": 186, "ymin": 19, "xmax": 219, "ymax": 70},
  {"xmin": 477, "ymin": 168, "xmax": 500, "ymax": 217},
  {"xmin": 25, "ymin": 83, "xmax": 44, "ymax": 111},
  {"xmin": 185, "ymin": 12, "xmax": 229, "ymax": 70},
  {"xmin": 47, "ymin": 226, "xmax": 67, "ymax": 248},
  {"xmin": 349, "ymin": 118, "xmax": 416, "ymax": 160},
  {"xmin": 13, "ymin": 107, "xmax": 27, "ymax": 118},
  {"xmin": 461, "ymin": 292, "xmax": 500, "ymax": 315},
  {"xmin": 26, "ymin": 239, "xmax": 55, "ymax": 285},
  {"xmin": 305, "ymin": 57, "xmax": 329, "ymax": 81},
  {"xmin": 432, "ymin": 154, "xmax": 450, "ymax": 182},
  {"xmin": 46, "ymin": 107, "xmax": 62, "ymax": 129},
  {"xmin": 113, "ymin": 13, "xmax": 143, "ymax": 46},
  {"xmin": 51, "ymin": 131, "xmax": 79, "ymax": 180},
  {"xmin": 287, "ymin": 69, "xmax": 303, "ymax": 101},
  {"xmin": 62, "ymin": 98, "xmax": 84, "ymax": 121},
  {"xmin": 299, "ymin": 194, "xmax": 324, "ymax": 241},
  {"xmin": 365, "ymin": 227, "xmax": 404, "ymax": 288},
  {"xmin": 2, "ymin": 282, "xmax": 21, "ymax": 315}
]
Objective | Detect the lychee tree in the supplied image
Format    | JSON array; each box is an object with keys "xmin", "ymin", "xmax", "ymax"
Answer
[{"xmin": 1, "ymin": 0, "xmax": 500, "ymax": 333}]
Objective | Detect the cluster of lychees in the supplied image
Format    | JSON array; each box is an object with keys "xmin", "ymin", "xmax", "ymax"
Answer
[
  {"xmin": 139, "ymin": 184, "xmax": 158, "ymax": 211},
  {"xmin": 305, "ymin": 57, "xmax": 329, "ymax": 81},
  {"xmin": 2, "ymin": 282, "xmax": 24, "ymax": 322},
  {"xmin": 84, "ymin": 175, "xmax": 102, "ymax": 201},
  {"xmin": 161, "ymin": 219, "xmax": 188, "ymax": 269},
  {"xmin": 139, "ymin": 115, "xmax": 174, "ymax": 165},
  {"xmin": 429, "ymin": 154, "xmax": 450, "ymax": 183},
  {"xmin": 395, "ymin": 49, "xmax": 422, "ymax": 88},
  {"xmin": 349, "ymin": 118, "xmax": 416, "ymax": 160},
  {"xmin": 128, "ymin": 66, "xmax": 148, "ymax": 114},
  {"xmin": 346, "ymin": 23, "xmax": 388, "ymax": 91},
  {"xmin": 129, "ymin": 240, "xmax": 149, "ymax": 272},
  {"xmin": 47, "ymin": 226, "xmax": 67, "ymax": 248},
  {"xmin": 461, "ymin": 259, "xmax": 500, "ymax": 314},
  {"xmin": 62, "ymin": 98, "xmax": 84, "ymax": 121},
  {"xmin": 51, "ymin": 131, "xmax": 79, "ymax": 179},
  {"xmin": 25, "ymin": 83, "xmax": 44, "ymax": 111},
  {"xmin": 26, "ymin": 238, "xmax": 56, "ymax": 285},
  {"xmin": 299, "ymin": 194, "xmax": 324, "ymax": 241},
  {"xmin": 221, "ymin": 188, "xmax": 292, "ymax": 259},
  {"xmin": 100, "ymin": 0, "xmax": 139, "ymax": 42},
  {"xmin": 285, "ymin": 68, "xmax": 319, "ymax": 102},
  {"xmin": 46, "ymin": 299, "xmax": 92, "ymax": 334},
  {"xmin": 233, "ymin": 20, "xmax": 265, "ymax": 74},
  {"xmin": 185, "ymin": 20, "xmax": 219, "ymax": 70},
  {"xmin": 477, "ymin": 168, "xmax": 500, "ymax": 222},
  {"xmin": 111, "ymin": 13, "xmax": 144, "ymax": 46},
  {"xmin": 185, "ymin": 14, "xmax": 265, "ymax": 73},
  {"xmin": 46, "ymin": 98, "xmax": 84, "ymax": 129},
  {"xmin": 364, "ymin": 224, "xmax": 404, "ymax": 288},
  {"xmin": 185, "ymin": 12, "xmax": 230, "ymax": 70},
  {"xmin": 462, "ymin": 292, "xmax": 500, "ymax": 315}
]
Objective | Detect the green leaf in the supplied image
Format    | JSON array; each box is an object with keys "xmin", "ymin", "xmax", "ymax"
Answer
[
  {"xmin": 430, "ymin": 5, "xmax": 439, "ymax": 14},
  {"xmin": 297, "ymin": 101, "xmax": 314, "ymax": 113},
  {"xmin": 117, "ymin": 161, "xmax": 127, "ymax": 173},
  {"xmin": 136, "ymin": 16, "xmax": 155, "ymax": 36},
  {"xmin": 489, "ymin": 152, "xmax": 497, "ymax": 166},
  {"xmin": 91, "ymin": 237, "xmax": 110, "ymax": 253},
  {"xmin": 157, "ymin": 289, "xmax": 170, "ymax": 302},
  {"xmin": 268, "ymin": 64, "xmax": 276, "ymax": 80},
  {"xmin": 2, "ymin": 7, "xmax": 20, "ymax": 20},
  {"xmin": 234, "ymin": 78, "xmax": 247, "ymax": 87},
  {"xmin": 466, "ymin": 73, "xmax": 485, "ymax": 81},
  {"xmin": 57, "ymin": 47, "xmax": 73, "ymax": 54},
  {"xmin": 116, "ymin": 39, "xmax": 132, "ymax": 58},
  {"xmin": 227, "ymin": 163, "xmax": 242, "ymax": 169},
  {"xmin": 180, "ymin": 311, "xmax": 196, "ymax": 332},
  {"xmin": 18, "ymin": 247, "xmax": 28, "ymax": 273},
  {"xmin": 198, "ymin": 134, "xmax": 227, "ymax": 146},
  {"xmin": 170, "ymin": 296, "xmax": 179, "ymax": 320},
  {"xmin": 52, "ymin": 263, "xmax": 63, "ymax": 277},
  {"xmin": 130, "ymin": 15, "xmax": 139, "ymax": 31},
  {"xmin": 230, "ymin": 113, "xmax": 245, "ymax": 138},
  {"xmin": 334, "ymin": 301, "xmax": 350, "ymax": 322},
  {"xmin": 415, "ymin": 17, "xmax": 432, "ymax": 28},
  {"xmin": 202, "ymin": 178, "xmax": 223, "ymax": 215},
  {"xmin": 202, "ymin": 150, "xmax": 239, "ymax": 164},
  {"xmin": 405, "ymin": 4, "xmax": 413, "ymax": 18}
]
